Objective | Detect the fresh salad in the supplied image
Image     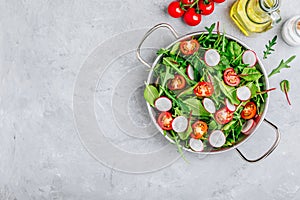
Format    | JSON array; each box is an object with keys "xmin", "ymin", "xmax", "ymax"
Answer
[{"xmin": 144, "ymin": 23, "xmax": 270, "ymax": 153}]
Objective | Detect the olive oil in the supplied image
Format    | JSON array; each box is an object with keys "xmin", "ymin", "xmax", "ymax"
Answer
[{"xmin": 230, "ymin": 0, "xmax": 281, "ymax": 36}]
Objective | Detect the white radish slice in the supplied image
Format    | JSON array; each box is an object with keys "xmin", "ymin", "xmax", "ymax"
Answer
[
  {"xmin": 189, "ymin": 138, "xmax": 204, "ymax": 152},
  {"xmin": 209, "ymin": 130, "xmax": 226, "ymax": 148},
  {"xmin": 186, "ymin": 64, "xmax": 194, "ymax": 80},
  {"xmin": 154, "ymin": 97, "xmax": 172, "ymax": 112},
  {"xmin": 172, "ymin": 116, "xmax": 188, "ymax": 133},
  {"xmin": 203, "ymin": 98, "xmax": 216, "ymax": 113},
  {"xmin": 236, "ymin": 86, "xmax": 251, "ymax": 101},
  {"xmin": 225, "ymin": 98, "xmax": 236, "ymax": 112},
  {"xmin": 204, "ymin": 49, "xmax": 220, "ymax": 67},
  {"xmin": 242, "ymin": 50, "xmax": 257, "ymax": 67},
  {"xmin": 241, "ymin": 119, "xmax": 255, "ymax": 135}
]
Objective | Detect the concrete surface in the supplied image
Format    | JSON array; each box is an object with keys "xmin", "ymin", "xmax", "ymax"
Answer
[{"xmin": 1, "ymin": 0, "xmax": 300, "ymax": 199}]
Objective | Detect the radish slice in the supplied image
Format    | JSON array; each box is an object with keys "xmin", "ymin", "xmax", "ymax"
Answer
[
  {"xmin": 242, "ymin": 50, "xmax": 257, "ymax": 67},
  {"xmin": 204, "ymin": 49, "xmax": 220, "ymax": 67},
  {"xmin": 186, "ymin": 64, "xmax": 194, "ymax": 80},
  {"xmin": 236, "ymin": 86, "xmax": 251, "ymax": 101},
  {"xmin": 241, "ymin": 119, "xmax": 255, "ymax": 135},
  {"xmin": 154, "ymin": 97, "xmax": 172, "ymax": 112},
  {"xmin": 209, "ymin": 130, "xmax": 226, "ymax": 148},
  {"xmin": 172, "ymin": 116, "xmax": 188, "ymax": 133},
  {"xmin": 203, "ymin": 98, "xmax": 216, "ymax": 113},
  {"xmin": 225, "ymin": 98, "xmax": 236, "ymax": 112},
  {"xmin": 189, "ymin": 138, "xmax": 204, "ymax": 152}
]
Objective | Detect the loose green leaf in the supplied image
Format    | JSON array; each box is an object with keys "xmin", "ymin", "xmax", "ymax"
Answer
[
  {"xmin": 280, "ymin": 80, "xmax": 291, "ymax": 105},
  {"xmin": 144, "ymin": 84, "xmax": 159, "ymax": 107},
  {"xmin": 263, "ymin": 35, "xmax": 277, "ymax": 59},
  {"xmin": 268, "ymin": 55, "xmax": 296, "ymax": 77}
]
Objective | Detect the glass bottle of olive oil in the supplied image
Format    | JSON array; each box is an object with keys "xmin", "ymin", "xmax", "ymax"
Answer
[{"xmin": 230, "ymin": 0, "xmax": 281, "ymax": 36}]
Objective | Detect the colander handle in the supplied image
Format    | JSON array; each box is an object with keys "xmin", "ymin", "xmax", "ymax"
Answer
[
  {"xmin": 236, "ymin": 119, "xmax": 280, "ymax": 163},
  {"xmin": 136, "ymin": 23, "xmax": 179, "ymax": 69}
]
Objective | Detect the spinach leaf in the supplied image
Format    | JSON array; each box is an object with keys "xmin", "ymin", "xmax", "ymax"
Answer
[
  {"xmin": 159, "ymin": 66, "xmax": 174, "ymax": 95},
  {"xmin": 182, "ymin": 98, "xmax": 210, "ymax": 117},
  {"xmin": 170, "ymin": 42, "xmax": 180, "ymax": 55},
  {"xmin": 144, "ymin": 84, "xmax": 159, "ymax": 107},
  {"xmin": 226, "ymin": 41, "xmax": 242, "ymax": 59},
  {"xmin": 240, "ymin": 67, "xmax": 262, "ymax": 81}
]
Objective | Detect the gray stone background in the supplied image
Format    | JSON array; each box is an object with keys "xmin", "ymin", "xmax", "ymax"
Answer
[{"xmin": 1, "ymin": 0, "xmax": 300, "ymax": 199}]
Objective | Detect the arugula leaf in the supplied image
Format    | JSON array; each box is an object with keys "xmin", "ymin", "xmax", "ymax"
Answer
[
  {"xmin": 268, "ymin": 55, "xmax": 296, "ymax": 78},
  {"xmin": 263, "ymin": 35, "xmax": 277, "ymax": 59},
  {"xmin": 163, "ymin": 57, "xmax": 196, "ymax": 85},
  {"xmin": 157, "ymin": 48, "xmax": 169, "ymax": 55},
  {"xmin": 280, "ymin": 80, "xmax": 291, "ymax": 105},
  {"xmin": 144, "ymin": 84, "xmax": 159, "ymax": 107}
]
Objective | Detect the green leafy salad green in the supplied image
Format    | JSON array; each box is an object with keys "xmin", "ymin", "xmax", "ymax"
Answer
[{"xmin": 144, "ymin": 23, "xmax": 269, "ymax": 152}]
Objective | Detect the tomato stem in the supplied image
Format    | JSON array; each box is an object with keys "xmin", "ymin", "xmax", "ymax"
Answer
[
  {"xmin": 284, "ymin": 82, "xmax": 291, "ymax": 105},
  {"xmin": 190, "ymin": 0, "xmax": 199, "ymax": 8}
]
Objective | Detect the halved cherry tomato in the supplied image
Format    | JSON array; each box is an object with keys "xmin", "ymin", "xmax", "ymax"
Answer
[
  {"xmin": 223, "ymin": 68, "xmax": 240, "ymax": 86},
  {"xmin": 190, "ymin": 121, "xmax": 208, "ymax": 139},
  {"xmin": 193, "ymin": 82, "xmax": 214, "ymax": 97},
  {"xmin": 183, "ymin": 8, "xmax": 202, "ymax": 26},
  {"xmin": 241, "ymin": 102, "xmax": 257, "ymax": 119},
  {"xmin": 198, "ymin": 0, "xmax": 215, "ymax": 16},
  {"xmin": 157, "ymin": 112, "xmax": 173, "ymax": 130},
  {"xmin": 168, "ymin": 1, "xmax": 185, "ymax": 18},
  {"xmin": 181, "ymin": 0, "xmax": 195, "ymax": 4},
  {"xmin": 168, "ymin": 75, "xmax": 186, "ymax": 90},
  {"xmin": 212, "ymin": 0, "xmax": 225, "ymax": 3},
  {"xmin": 214, "ymin": 107, "xmax": 234, "ymax": 124},
  {"xmin": 180, "ymin": 39, "xmax": 200, "ymax": 55}
]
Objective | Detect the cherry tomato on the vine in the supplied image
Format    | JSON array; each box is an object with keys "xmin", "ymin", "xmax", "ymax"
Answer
[
  {"xmin": 212, "ymin": 0, "xmax": 225, "ymax": 3},
  {"xmin": 168, "ymin": 1, "xmax": 185, "ymax": 18},
  {"xmin": 181, "ymin": 0, "xmax": 195, "ymax": 4},
  {"xmin": 198, "ymin": 0, "xmax": 215, "ymax": 16},
  {"xmin": 183, "ymin": 8, "xmax": 202, "ymax": 26}
]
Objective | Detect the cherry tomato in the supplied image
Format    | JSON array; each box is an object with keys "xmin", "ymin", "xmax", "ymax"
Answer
[
  {"xmin": 168, "ymin": 1, "xmax": 185, "ymax": 18},
  {"xmin": 180, "ymin": 39, "xmax": 200, "ymax": 55},
  {"xmin": 212, "ymin": 0, "xmax": 225, "ymax": 3},
  {"xmin": 190, "ymin": 121, "xmax": 208, "ymax": 139},
  {"xmin": 181, "ymin": 0, "xmax": 195, "ymax": 4},
  {"xmin": 223, "ymin": 68, "xmax": 240, "ymax": 87},
  {"xmin": 157, "ymin": 112, "xmax": 173, "ymax": 130},
  {"xmin": 198, "ymin": 0, "xmax": 215, "ymax": 16},
  {"xmin": 241, "ymin": 102, "xmax": 257, "ymax": 119},
  {"xmin": 214, "ymin": 107, "xmax": 234, "ymax": 124},
  {"xmin": 183, "ymin": 8, "xmax": 202, "ymax": 26},
  {"xmin": 168, "ymin": 75, "xmax": 186, "ymax": 90},
  {"xmin": 193, "ymin": 82, "xmax": 214, "ymax": 97}
]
